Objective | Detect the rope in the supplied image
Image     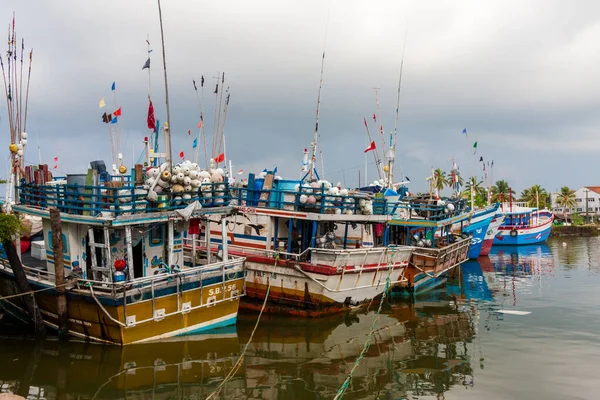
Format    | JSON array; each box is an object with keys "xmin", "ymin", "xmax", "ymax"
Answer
[
  {"xmin": 205, "ymin": 257, "xmax": 276, "ymax": 400},
  {"xmin": 332, "ymin": 250, "xmax": 395, "ymax": 400},
  {"xmin": 0, "ymin": 279, "xmax": 72, "ymax": 301}
]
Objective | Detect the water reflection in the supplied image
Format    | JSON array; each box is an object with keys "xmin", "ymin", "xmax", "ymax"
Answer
[
  {"xmin": 0, "ymin": 297, "xmax": 477, "ymax": 399},
  {"xmin": 0, "ymin": 328, "xmax": 244, "ymax": 399}
]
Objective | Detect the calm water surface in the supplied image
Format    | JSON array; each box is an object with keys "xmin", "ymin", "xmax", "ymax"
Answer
[{"xmin": 1, "ymin": 237, "xmax": 599, "ymax": 399}]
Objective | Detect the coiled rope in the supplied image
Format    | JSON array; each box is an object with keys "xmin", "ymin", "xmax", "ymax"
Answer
[
  {"xmin": 332, "ymin": 250, "xmax": 396, "ymax": 400},
  {"xmin": 205, "ymin": 255, "xmax": 277, "ymax": 400}
]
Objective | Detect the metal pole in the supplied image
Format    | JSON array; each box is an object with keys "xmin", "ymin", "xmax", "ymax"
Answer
[{"xmin": 157, "ymin": 0, "xmax": 172, "ymax": 169}]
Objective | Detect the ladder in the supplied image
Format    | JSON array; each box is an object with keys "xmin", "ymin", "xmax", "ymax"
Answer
[{"xmin": 88, "ymin": 227, "xmax": 113, "ymax": 282}]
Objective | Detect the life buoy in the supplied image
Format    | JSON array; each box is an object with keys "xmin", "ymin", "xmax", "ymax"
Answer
[
  {"xmin": 131, "ymin": 287, "xmax": 144, "ymax": 302},
  {"xmin": 510, "ymin": 229, "xmax": 518, "ymax": 237}
]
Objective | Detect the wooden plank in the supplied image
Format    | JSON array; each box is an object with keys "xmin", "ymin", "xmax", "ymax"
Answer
[{"xmin": 258, "ymin": 173, "xmax": 274, "ymax": 207}]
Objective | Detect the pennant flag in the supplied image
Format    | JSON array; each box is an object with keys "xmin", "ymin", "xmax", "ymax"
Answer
[
  {"xmin": 111, "ymin": 82, "xmax": 116, "ymax": 91},
  {"xmin": 113, "ymin": 107, "xmax": 122, "ymax": 117},
  {"xmin": 201, "ymin": 75, "xmax": 204, "ymax": 87},
  {"xmin": 479, "ymin": 156, "xmax": 483, "ymax": 162},
  {"xmin": 462, "ymin": 128, "xmax": 467, "ymax": 136},
  {"xmin": 491, "ymin": 160, "xmax": 494, "ymax": 167},
  {"xmin": 226, "ymin": 93, "xmax": 230, "ymax": 105},
  {"xmin": 147, "ymin": 100, "xmax": 156, "ymax": 132},
  {"xmin": 380, "ymin": 124, "xmax": 383, "ymax": 134},
  {"xmin": 99, "ymin": 98, "xmax": 106, "ymax": 108},
  {"xmin": 373, "ymin": 113, "xmax": 377, "ymax": 123},
  {"xmin": 53, "ymin": 165, "xmax": 57, "ymax": 169},
  {"xmin": 142, "ymin": 58, "xmax": 150, "ymax": 70},
  {"xmin": 214, "ymin": 153, "xmax": 225, "ymax": 163},
  {"xmin": 473, "ymin": 141, "xmax": 478, "ymax": 154},
  {"xmin": 214, "ymin": 83, "xmax": 218, "ymax": 94},
  {"xmin": 192, "ymin": 138, "xmax": 197, "ymax": 148},
  {"xmin": 197, "ymin": 121, "xmax": 203, "ymax": 129},
  {"xmin": 364, "ymin": 141, "xmax": 376, "ymax": 153},
  {"xmin": 193, "ymin": 79, "xmax": 197, "ymax": 91},
  {"xmin": 179, "ymin": 151, "xmax": 185, "ymax": 159},
  {"xmin": 111, "ymin": 117, "xmax": 118, "ymax": 124},
  {"xmin": 237, "ymin": 169, "xmax": 243, "ymax": 175},
  {"xmin": 53, "ymin": 157, "xmax": 58, "ymax": 162},
  {"xmin": 200, "ymin": 112, "xmax": 204, "ymax": 121},
  {"xmin": 405, "ymin": 176, "xmax": 411, "ymax": 182},
  {"xmin": 102, "ymin": 112, "xmax": 112, "ymax": 123},
  {"xmin": 273, "ymin": 167, "xmax": 278, "ymax": 174}
]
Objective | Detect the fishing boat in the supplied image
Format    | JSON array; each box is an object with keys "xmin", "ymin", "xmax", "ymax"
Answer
[
  {"xmin": 452, "ymin": 203, "xmax": 499, "ymax": 259},
  {"xmin": 0, "ymin": 10, "xmax": 246, "ymax": 344},
  {"xmin": 492, "ymin": 203, "xmax": 553, "ymax": 245},
  {"xmin": 188, "ymin": 169, "xmax": 414, "ymax": 316},
  {"xmin": 385, "ymin": 194, "xmax": 473, "ymax": 295},
  {"xmin": 479, "ymin": 213, "xmax": 505, "ymax": 256}
]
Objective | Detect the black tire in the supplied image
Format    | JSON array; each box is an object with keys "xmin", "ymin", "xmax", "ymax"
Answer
[{"xmin": 510, "ymin": 229, "xmax": 518, "ymax": 237}]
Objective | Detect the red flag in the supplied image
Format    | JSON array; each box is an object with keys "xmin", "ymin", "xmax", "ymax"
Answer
[
  {"xmin": 373, "ymin": 113, "xmax": 376, "ymax": 123},
  {"xmin": 53, "ymin": 165, "xmax": 57, "ymax": 169},
  {"xmin": 380, "ymin": 124, "xmax": 383, "ymax": 134},
  {"xmin": 188, "ymin": 129, "xmax": 191, "ymax": 135},
  {"xmin": 237, "ymin": 169, "xmax": 244, "ymax": 175},
  {"xmin": 113, "ymin": 107, "xmax": 122, "ymax": 117},
  {"xmin": 364, "ymin": 141, "xmax": 376, "ymax": 153},
  {"xmin": 214, "ymin": 153, "xmax": 225, "ymax": 163},
  {"xmin": 197, "ymin": 121, "xmax": 204, "ymax": 129},
  {"xmin": 363, "ymin": 117, "xmax": 368, "ymax": 127},
  {"xmin": 179, "ymin": 151, "xmax": 185, "ymax": 159},
  {"xmin": 147, "ymin": 100, "xmax": 156, "ymax": 132},
  {"xmin": 53, "ymin": 157, "xmax": 58, "ymax": 162}
]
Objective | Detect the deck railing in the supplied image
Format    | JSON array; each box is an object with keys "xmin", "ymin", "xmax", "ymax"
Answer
[{"xmin": 17, "ymin": 179, "xmax": 230, "ymax": 216}]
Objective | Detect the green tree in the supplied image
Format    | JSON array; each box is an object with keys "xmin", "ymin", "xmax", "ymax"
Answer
[
  {"xmin": 445, "ymin": 171, "xmax": 464, "ymax": 193},
  {"xmin": 433, "ymin": 168, "xmax": 446, "ymax": 196},
  {"xmin": 555, "ymin": 186, "xmax": 576, "ymax": 224},
  {"xmin": 520, "ymin": 184, "xmax": 549, "ymax": 209},
  {"xmin": 490, "ymin": 180, "xmax": 515, "ymax": 204},
  {"xmin": 462, "ymin": 176, "xmax": 487, "ymax": 205}
]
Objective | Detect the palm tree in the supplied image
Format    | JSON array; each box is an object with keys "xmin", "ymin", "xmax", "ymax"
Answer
[
  {"xmin": 445, "ymin": 171, "xmax": 464, "ymax": 194},
  {"xmin": 433, "ymin": 168, "xmax": 446, "ymax": 197},
  {"xmin": 490, "ymin": 180, "xmax": 514, "ymax": 204},
  {"xmin": 556, "ymin": 186, "xmax": 576, "ymax": 223},
  {"xmin": 520, "ymin": 184, "xmax": 549, "ymax": 209},
  {"xmin": 462, "ymin": 176, "xmax": 486, "ymax": 205}
]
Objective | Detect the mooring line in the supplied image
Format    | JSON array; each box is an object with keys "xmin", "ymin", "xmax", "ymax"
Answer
[
  {"xmin": 332, "ymin": 250, "xmax": 396, "ymax": 400},
  {"xmin": 205, "ymin": 258, "xmax": 276, "ymax": 400}
]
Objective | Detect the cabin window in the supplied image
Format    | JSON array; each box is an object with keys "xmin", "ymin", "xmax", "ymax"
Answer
[
  {"xmin": 589, "ymin": 198, "xmax": 596, "ymax": 202},
  {"xmin": 47, "ymin": 231, "xmax": 68, "ymax": 253},
  {"xmin": 576, "ymin": 198, "xmax": 582, "ymax": 202},
  {"xmin": 149, "ymin": 225, "xmax": 164, "ymax": 247},
  {"xmin": 577, "ymin": 208, "xmax": 582, "ymax": 212}
]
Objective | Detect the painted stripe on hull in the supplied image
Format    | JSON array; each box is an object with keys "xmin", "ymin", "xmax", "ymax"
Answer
[{"xmin": 493, "ymin": 222, "xmax": 552, "ymax": 245}]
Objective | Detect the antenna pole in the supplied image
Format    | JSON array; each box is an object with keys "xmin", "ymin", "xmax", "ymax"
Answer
[{"xmin": 157, "ymin": 0, "xmax": 172, "ymax": 168}]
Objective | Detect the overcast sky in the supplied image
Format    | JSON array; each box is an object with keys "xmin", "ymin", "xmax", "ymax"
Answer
[{"xmin": 2, "ymin": 0, "xmax": 600, "ymax": 195}]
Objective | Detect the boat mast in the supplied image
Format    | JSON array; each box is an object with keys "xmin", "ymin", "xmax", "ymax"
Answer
[
  {"xmin": 391, "ymin": 33, "xmax": 407, "ymax": 189},
  {"xmin": 309, "ymin": 51, "xmax": 326, "ymax": 182},
  {"xmin": 157, "ymin": 0, "xmax": 172, "ymax": 169}
]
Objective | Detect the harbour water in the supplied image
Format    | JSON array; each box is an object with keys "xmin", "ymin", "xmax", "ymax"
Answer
[{"xmin": 1, "ymin": 237, "xmax": 599, "ymax": 399}]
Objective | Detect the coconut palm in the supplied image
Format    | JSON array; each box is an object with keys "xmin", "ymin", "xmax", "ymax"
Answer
[
  {"xmin": 462, "ymin": 176, "xmax": 486, "ymax": 204},
  {"xmin": 556, "ymin": 186, "xmax": 576, "ymax": 223},
  {"xmin": 445, "ymin": 171, "xmax": 464, "ymax": 193},
  {"xmin": 490, "ymin": 180, "xmax": 514, "ymax": 204},
  {"xmin": 433, "ymin": 168, "xmax": 446, "ymax": 196},
  {"xmin": 520, "ymin": 184, "xmax": 549, "ymax": 209}
]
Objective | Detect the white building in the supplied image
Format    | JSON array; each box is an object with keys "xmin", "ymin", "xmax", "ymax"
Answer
[{"xmin": 551, "ymin": 186, "xmax": 600, "ymax": 219}]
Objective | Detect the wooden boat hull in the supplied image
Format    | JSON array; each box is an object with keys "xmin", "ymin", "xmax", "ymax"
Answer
[
  {"xmin": 0, "ymin": 264, "xmax": 244, "ymax": 345},
  {"xmin": 237, "ymin": 250, "xmax": 411, "ymax": 317},
  {"xmin": 392, "ymin": 236, "xmax": 471, "ymax": 296}
]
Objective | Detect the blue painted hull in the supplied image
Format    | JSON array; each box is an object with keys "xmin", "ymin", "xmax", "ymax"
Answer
[
  {"xmin": 463, "ymin": 217, "xmax": 494, "ymax": 259},
  {"xmin": 493, "ymin": 224, "xmax": 552, "ymax": 245}
]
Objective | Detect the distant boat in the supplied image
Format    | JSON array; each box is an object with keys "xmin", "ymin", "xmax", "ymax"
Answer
[{"xmin": 492, "ymin": 203, "xmax": 553, "ymax": 245}]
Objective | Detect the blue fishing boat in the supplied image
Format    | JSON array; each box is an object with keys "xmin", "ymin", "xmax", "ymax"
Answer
[
  {"xmin": 493, "ymin": 203, "xmax": 553, "ymax": 245},
  {"xmin": 454, "ymin": 203, "xmax": 499, "ymax": 259}
]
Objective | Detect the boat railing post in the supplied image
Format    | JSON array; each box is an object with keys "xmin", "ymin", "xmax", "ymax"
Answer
[{"xmin": 151, "ymin": 279, "xmax": 155, "ymax": 317}]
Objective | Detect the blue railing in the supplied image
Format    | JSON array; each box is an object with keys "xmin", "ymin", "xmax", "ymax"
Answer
[
  {"xmin": 17, "ymin": 180, "xmax": 230, "ymax": 216},
  {"xmin": 229, "ymin": 182, "xmax": 467, "ymax": 220}
]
